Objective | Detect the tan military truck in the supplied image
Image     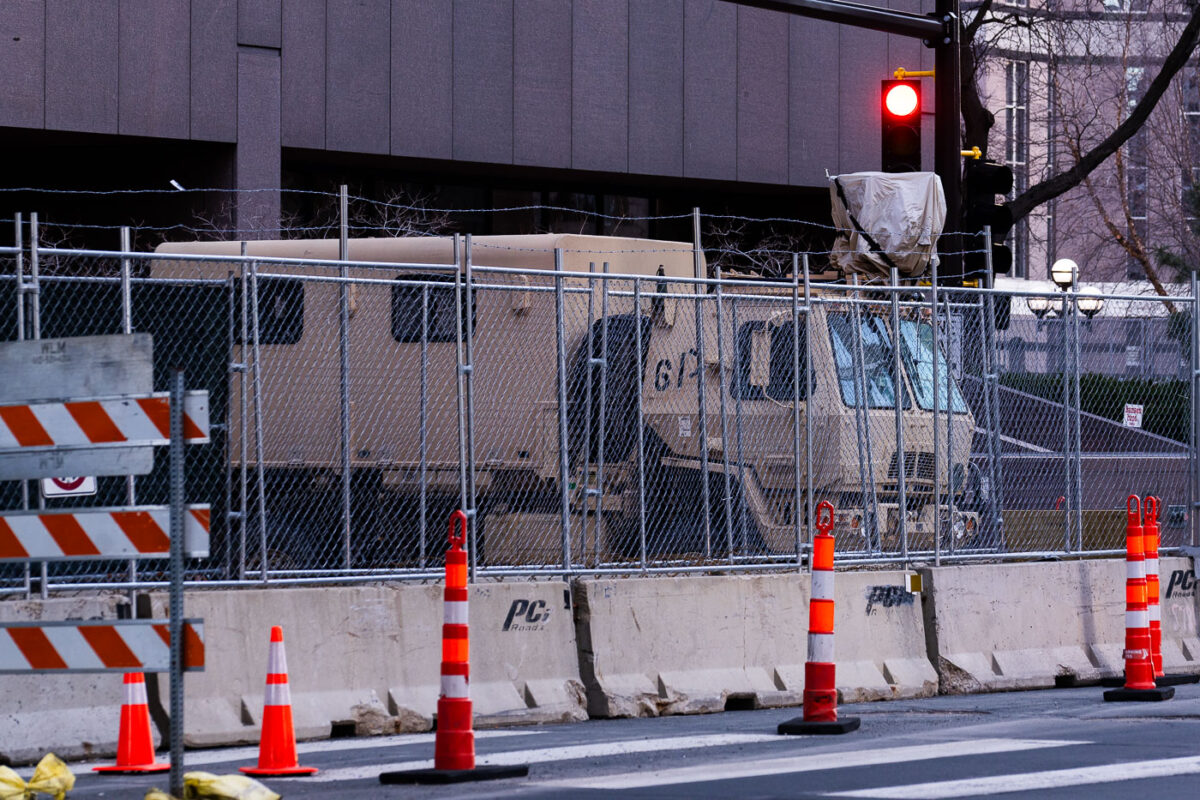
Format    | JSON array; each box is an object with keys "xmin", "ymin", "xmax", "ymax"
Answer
[{"xmin": 153, "ymin": 233, "xmax": 977, "ymax": 567}]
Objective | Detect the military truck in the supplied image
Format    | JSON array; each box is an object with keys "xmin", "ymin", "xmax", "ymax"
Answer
[{"xmin": 152, "ymin": 233, "xmax": 977, "ymax": 567}]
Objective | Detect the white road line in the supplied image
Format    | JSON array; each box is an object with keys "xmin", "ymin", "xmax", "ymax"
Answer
[
  {"xmin": 538, "ymin": 738, "xmax": 1086, "ymax": 791},
  {"xmin": 827, "ymin": 755, "xmax": 1200, "ymax": 799},
  {"xmin": 307, "ymin": 732, "xmax": 784, "ymax": 782}
]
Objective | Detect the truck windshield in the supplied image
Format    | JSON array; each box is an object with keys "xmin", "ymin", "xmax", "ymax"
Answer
[
  {"xmin": 828, "ymin": 312, "xmax": 909, "ymax": 409},
  {"xmin": 897, "ymin": 319, "xmax": 969, "ymax": 413}
]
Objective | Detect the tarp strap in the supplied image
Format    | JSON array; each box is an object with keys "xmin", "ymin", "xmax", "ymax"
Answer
[{"xmin": 833, "ymin": 177, "xmax": 901, "ymax": 274}]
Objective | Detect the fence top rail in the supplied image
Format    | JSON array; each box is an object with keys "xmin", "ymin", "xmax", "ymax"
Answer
[{"xmin": 29, "ymin": 246, "xmax": 1199, "ymax": 308}]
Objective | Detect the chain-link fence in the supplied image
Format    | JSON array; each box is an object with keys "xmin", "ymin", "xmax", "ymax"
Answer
[{"xmin": 2, "ymin": 213, "xmax": 1197, "ymax": 593}]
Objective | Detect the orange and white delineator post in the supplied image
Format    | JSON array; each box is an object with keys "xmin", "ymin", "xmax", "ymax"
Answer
[
  {"xmin": 435, "ymin": 510, "xmax": 474, "ymax": 771},
  {"xmin": 93, "ymin": 673, "xmax": 169, "ymax": 773},
  {"xmin": 779, "ymin": 501, "xmax": 860, "ymax": 735},
  {"xmin": 1144, "ymin": 495, "xmax": 1164, "ymax": 678},
  {"xmin": 380, "ymin": 511, "xmax": 528, "ymax": 784},
  {"xmin": 1104, "ymin": 495, "xmax": 1173, "ymax": 702},
  {"xmin": 240, "ymin": 626, "xmax": 318, "ymax": 775}
]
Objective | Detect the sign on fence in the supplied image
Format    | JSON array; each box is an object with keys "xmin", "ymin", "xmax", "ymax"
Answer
[{"xmin": 1124, "ymin": 403, "xmax": 1144, "ymax": 428}]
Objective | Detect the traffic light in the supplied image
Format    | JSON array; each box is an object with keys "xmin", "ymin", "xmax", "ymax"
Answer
[
  {"xmin": 962, "ymin": 158, "xmax": 1014, "ymax": 277},
  {"xmin": 881, "ymin": 80, "xmax": 922, "ymax": 172}
]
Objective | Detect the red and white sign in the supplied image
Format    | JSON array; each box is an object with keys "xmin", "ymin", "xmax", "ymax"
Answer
[
  {"xmin": 0, "ymin": 505, "xmax": 210, "ymax": 561},
  {"xmin": 41, "ymin": 475, "xmax": 97, "ymax": 498},
  {"xmin": 1124, "ymin": 403, "xmax": 1144, "ymax": 429},
  {"xmin": 0, "ymin": 619, "xmax": 204, "ymax": 673}
]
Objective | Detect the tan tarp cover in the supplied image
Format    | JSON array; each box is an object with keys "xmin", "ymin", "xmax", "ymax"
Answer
[{"xmin": 829, "ymin": 171, "xmax": 945, "ymax": 280}]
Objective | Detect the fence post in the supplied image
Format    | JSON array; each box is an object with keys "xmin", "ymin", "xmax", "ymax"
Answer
[
  {"xmin": 453, "ymin": 233, "xmax": 467, "ymax": 526},
  {"xmin": 714, "ymin": 263, "xmax": 734, "ymax": 561},
  {"xmin": 338, "ymin": 186, "xmax": 352, "ymax": 569},
  {"xmin": 596, "ymin": 262, "xmax": 610, "ymax": 566},
  {"xmin": 943, "ymin": 292, "xmax": 955, "ymax": 553},
  {"xmin": 249, "ymin": 255, "xmax": 268, "ymax": 582},
  {"xmin": 890, "ymin": 267, "xmax": 908, "ymax": 562},
  {"xmin": 791, "ymin": 254, "xmax": 802, "ymax": 569},
  {"xmin": 554, "ymin": 248, "xmax": 572, "ymax": 574},
  {"xmin": 419, "ymin": 284, "xmax": 429, "ymax": 568},
  {"xmin": 582, "ymin": 262, "xmax": 595, "ymax": 565},
  {"xmin": 1070, "ymin": 281, "xmax": 1084, "ymax": 553},
  {"xmin": 121, "ymin": 227, "xmax": 138, "ymax": 596},
  {"xmin": 930, "ymin": 256, "xmax": 942, "ymax": 564},
  {"xmin": 14, "ymin": 214, "xmax": 30, "ymax": 597},
  {"xmin": 31, "ymin": 213, "xmax": 46, "ymax": 598},
  {"xmin": 983, "ymin": 230, "xmax": 1005, "ymax": 549},
  {"xmin": 633, "ymin": 277, "xmax": 647, "ymax": 571},
  {"xmin": 692, "ymin": 208, "xmax": 712, "ymax": 557},
  {"xmin": 238, "ymin": 245, "xmax": 249, "ymax": 581},
  {"xmin": 803, "ymin": 254, "xmax": 814, "ymax": 567},
  {"xmin": 463, "ymin": 235, "xmax": 478, "ymax": 578},
  {"xmin": 1065, "ymin": 289, "xmax": 1075, "ymax": 556},
  {"xmin": 1192, "ymin": 270, "xmax": 1199, "ymax": 548}
]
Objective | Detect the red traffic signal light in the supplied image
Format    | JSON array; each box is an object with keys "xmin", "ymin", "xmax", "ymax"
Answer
[{"xmin": 881, "ymin": 79, "xmax": 921, "ymax": 172}]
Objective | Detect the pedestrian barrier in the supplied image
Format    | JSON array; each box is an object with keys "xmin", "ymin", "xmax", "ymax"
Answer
[
  {"xmin": 1104, "ymin": 496, "xmax": 1174, "ymax": 701},
  {"xmin": 379, "ymin": 511, "xmax": 528, "ymax": 784},
  {"xmin": 779, "ymin": 502, "xmax": 860, "ymax": 735},
  {"xmin": 1145, "ymin": 496, "xmax": 1164, "ymax": 678},
  {"xmin": 1140, "ymin": 498, "xmax": 1200, "ymax": 687},
  {"xmin": 240, "ymin": 626, "xmax": 317, "ymax": 776},
  {"xmin": 93, "ymin": 673, "xmax": 168, "ymax": 773}
]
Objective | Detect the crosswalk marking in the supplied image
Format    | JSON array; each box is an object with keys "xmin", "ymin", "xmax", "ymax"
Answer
[
  {"xmin": 305, "ymin": 732, "xmax": 784, "ymax": 782},
  {"xmin": 536, "ymin": 738, "xmax": 1085, "ymax": 790},
  {"xmin": 827, "ymin": 755, "xmax": 1200, "ymax": 798}
]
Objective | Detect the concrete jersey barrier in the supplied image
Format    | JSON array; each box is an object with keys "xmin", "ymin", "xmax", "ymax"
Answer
[
  {"xmin": 145, "ymin": 582, "xmax": 585, "ymax": 747},
  {"xmin": 920, "ymin": 557, "xmax": 1200, "ymax": 693},
  {"xmin": 573, "ymin": 571, "xmax": 935, "ymax": 718}
]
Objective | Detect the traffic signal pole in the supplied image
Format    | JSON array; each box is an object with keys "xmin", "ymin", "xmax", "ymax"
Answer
[
  {"xmin": 732, "ymin": 0, "xmax": 963, "ymax": 274},
  {"xmin": 933, "ymin": 0, "xmax": 962, "ymax": 280}
]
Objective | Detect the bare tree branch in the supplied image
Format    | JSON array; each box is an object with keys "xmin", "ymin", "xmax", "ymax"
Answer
[{"xmin": 1007, "ymin": 6, "xmax": 1200, "ymax": 222}]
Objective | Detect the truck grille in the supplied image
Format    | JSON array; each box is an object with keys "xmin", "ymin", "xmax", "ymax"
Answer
[{"xmin": 887, "ymin": 451, "xmax": 936, "ymax": 481}]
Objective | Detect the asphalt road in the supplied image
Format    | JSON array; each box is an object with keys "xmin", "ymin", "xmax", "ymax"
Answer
[{"xmin": 46, "ymin": 681, "xmax": 1200, "ymax": 799}]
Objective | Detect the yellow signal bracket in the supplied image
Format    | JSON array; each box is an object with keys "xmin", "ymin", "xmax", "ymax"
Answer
[
  {"xmin": 961, "ymin": 147, "xmax": 983, "ymax": 160},
  {"xmin": 893, "ymin": 68, "xmax": 935, "ymax": 80}
]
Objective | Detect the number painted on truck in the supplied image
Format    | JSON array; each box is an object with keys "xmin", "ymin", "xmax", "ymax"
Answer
[{"xmin": 653, "ymin": 349, "xmax": 700, "ymax": 391}]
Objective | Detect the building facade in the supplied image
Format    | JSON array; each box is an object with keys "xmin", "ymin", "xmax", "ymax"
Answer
[{"xmin": 0, "ymin": 0, "xmax": 941, "ymax": 249}]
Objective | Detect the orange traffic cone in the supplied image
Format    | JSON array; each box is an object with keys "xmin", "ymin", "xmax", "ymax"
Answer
[
  {"xmin": 240, "ymin": 626, "xmax": 318, "ymax": 776},
  {"xmin": 94, "ymin": 673, "xmax": 169, "ymax": 773}
]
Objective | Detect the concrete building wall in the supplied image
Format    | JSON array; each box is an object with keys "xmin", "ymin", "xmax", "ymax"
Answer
[{"xmin": 0, "ymin": 0, "xmax": 938, "ymax": 231}]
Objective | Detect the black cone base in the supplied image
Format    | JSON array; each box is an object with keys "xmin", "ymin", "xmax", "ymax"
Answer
[
  {"xmin": 1103, "ymin": 686, "xmax": 1174, "ymax": 702},
  {"xmin": 778, "ymin": 716, "xmax": 861, "ymax": 735},
  {"xmin": 380, "ymin": 764, "xmax": 529, "ymax": 784}
]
